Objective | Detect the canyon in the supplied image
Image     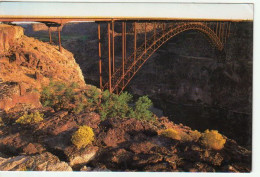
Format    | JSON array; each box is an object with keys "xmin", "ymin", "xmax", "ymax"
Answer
[{"xmin": 0, "ymin": 22, "xmax": 252, "ymax": 172}]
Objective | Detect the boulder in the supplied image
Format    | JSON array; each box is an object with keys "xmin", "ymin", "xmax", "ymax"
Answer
[
  {"xmin": 0, "ymin": 152, "xmax": 72, "ymax": 171},
  {"xmin": 65, "ymin": 146, "xmax": 99, "ymax": 168}
]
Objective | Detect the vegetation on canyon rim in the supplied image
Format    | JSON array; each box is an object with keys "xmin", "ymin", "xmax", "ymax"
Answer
[
  {"xmin": 38, "ymin": 81, "xmax": 227, "ymax": 150},
  {"xmin": 40, "ymin": 81, "xmax": 154, "ymax": 121}
]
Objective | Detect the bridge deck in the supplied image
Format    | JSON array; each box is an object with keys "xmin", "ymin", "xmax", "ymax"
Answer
[{"xmin": 0, "ymin": 16, "xmax": 251, "ymax": 25}]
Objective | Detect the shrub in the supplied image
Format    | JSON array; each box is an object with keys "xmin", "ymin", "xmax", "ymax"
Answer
[
  {"xmin": 99, "ymin": 91, "xmax": 155, "ymax": 122},
  {"xmin": 179, "ymin": 132, "xmax": 193, "ymax": 142},
  {"xmin": 41, "ymin": 81, "xmax": 76, "ymax": 111},
  {"xmin": 160, "ymin": 129, "xmax": 181, "ymax": 140},
  {"xmin": 130, "ymin": 96, "xmax": 154, "ymax": 121},
  {"xmin": 201, "ymin": 129, "xmax": 226, "ymax": 150},
  {"xmin": 71, "ymin": 125, "xmax": 95, "ymax": 149},
  {"xmin": 99, "ymin": 90, "xmax": 133, "ymax": 120},
  {"xmin": 73, "ymin": 86, "xmax": 101, "ymax": 114},
  {"xmin": 15, "ymin": 112, "xmax": 44, "ymax": 124},
  {"xmin": 41, "ymin": 81, "xmax": 101, "ymax": 113},
  {"xmin": 190, "ymin": 130, "xmax": 202, "ymax": 142}
]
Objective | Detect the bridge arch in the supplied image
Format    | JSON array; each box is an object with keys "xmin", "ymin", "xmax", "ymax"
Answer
[{"xmin": 104, "ymin": 22, "xmax": 226, "ymax": 93}]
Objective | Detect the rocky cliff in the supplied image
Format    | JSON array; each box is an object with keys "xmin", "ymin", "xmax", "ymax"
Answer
[{"xmin": 0, "ymin": 24, "xmax": 86, "ymax": 111}]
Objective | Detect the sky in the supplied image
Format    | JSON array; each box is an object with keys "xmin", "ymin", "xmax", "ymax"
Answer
[{"xmin": 0, "ymin": 2, "xmax": 253, "ymax": 20}]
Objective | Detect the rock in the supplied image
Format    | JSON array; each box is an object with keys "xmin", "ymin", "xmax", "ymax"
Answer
[
  {"xmin": 132, "ymin": 154, "xmax": 163, "ymax": 166},
  {"xmin": 34, "ymin": 111, "xmax": 75, "ymax": 136},
  {"xmin": 64, "ymin": 146, "xmax": 98, "ymax": 168},
  {"xmin": 0, "ymin": 132, "xmax": 31, "ymax": 155},
  {"xmin": 0, "ymin": 24, "xmax": 24, "ymax": 53},
  {"xmin": 0, "ymin": 82, "xmax": 42, "ymax": 111},
  {"xmin": 0, "ymin": 152, "xmax": 72, "ymax": 171},
  {"xmin": 0, "ymin": 24, "xmax": 86, "ymax": 112},
  {"xmin": 103, "ymin": 128, "xmax": 130, "ymax": 147},
  {"xmin": 80, "ymin": 166, "xmax": 92, "ymax": 171},
  {"xmin": 22, "ymin": 143, "xmax": 46, "ymax": 155},
  {"xmin": 129, "ymin": 141, "xmax": 155, "ymax": 154},
  {"xmin": 75, "ymin": 112, "xmax": 101, "ymax": 129}
]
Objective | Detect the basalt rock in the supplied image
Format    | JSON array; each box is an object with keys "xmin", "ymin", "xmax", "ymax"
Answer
[{"xmin": 0, "ymin": 24, "xmax": 86, "ymax": 112}]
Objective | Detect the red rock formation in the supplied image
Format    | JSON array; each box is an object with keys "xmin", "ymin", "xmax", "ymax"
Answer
[{"xmin": 0, "ymin": 24, "xmax": 86, "ymax": 111}]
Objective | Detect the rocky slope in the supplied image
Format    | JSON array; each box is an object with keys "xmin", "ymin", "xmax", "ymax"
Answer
[
  {"xmin": 0, "ymin": 24, "xmax": 86, "ymax": 111},
  {"xmin": 0, "ymin": 108, "xmax": 251, "ymax": 172}
]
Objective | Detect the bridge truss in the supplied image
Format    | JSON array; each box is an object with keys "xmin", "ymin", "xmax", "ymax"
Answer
[{"xmin": 100, "ymin": 21, "xmax": 231, "ymax": 94}]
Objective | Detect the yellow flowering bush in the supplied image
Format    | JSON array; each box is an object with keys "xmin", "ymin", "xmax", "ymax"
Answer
[
  {"xmin": 71, "ymin": 125, "xmax": 95, "ymax": 149},
  {"xmin": 15, "ymin": 112, "xmax": 44, "ymax": 124},
  {"xmin": 190, "ymin": 130, "xmax": 202, "ymax": 142},
  {"xmin": 201, "ymin": 130, "xmax": 226, "ymax": 150},
  {"xmin": 160, "ymin": 129, "xmax": 181, "ymax": 140}
]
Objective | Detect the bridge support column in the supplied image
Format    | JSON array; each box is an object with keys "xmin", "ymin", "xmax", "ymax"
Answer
[
  {"xmin": 122, "ymin": 22, "xmax": 125, "ymax": 88},
  {"xmin": 58, "ymin": 26, "xmax": 62, "ymax": 52},
  {"xmin": 108, "ymin": 22, "xmax": 112, "ymax": 93},
  {"xmin": 154, "ymin": 23, "xmax": 156, "ymax": 43},
  {"xmin": 112, "ymin": 21, "xmax": 115, "ymax": 74},
  {"xmin": 134, "ymin": 22, "xmax": 137, "ymax": 72},
  {"xmin": 48, "ymin": 27, "xmax": 52, "ymax": 44},
  {"xmin": 144, "ymin": 23, "xmax": 147, "ymax": 53},
  {"xmin": 98, "ymin": 23, "xmax": 102, "ymax": 90}
]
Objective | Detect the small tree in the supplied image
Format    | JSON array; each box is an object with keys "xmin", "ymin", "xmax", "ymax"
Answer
[
  {"xmin": 130, "ymin": 96, "xmax": 154, "ymax": 121},
  {"xmin": 99, "ymin": 90, "xmax": 133, "ymax": 120}
]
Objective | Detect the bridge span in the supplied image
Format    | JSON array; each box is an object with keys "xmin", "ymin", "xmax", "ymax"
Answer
[{"xmin": 1, "ymin": 16, "xmax": 235, "ymax": 94}]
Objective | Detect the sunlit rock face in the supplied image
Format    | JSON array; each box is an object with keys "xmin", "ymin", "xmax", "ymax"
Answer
[{"xmin": 0, "ymin": 24, "xmax": 86, "ymax": 111}]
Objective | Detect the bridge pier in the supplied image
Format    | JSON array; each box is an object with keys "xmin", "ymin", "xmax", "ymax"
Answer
[
  {"xmin": 98, "ymin": 23, "xmax": 102, "ymax": 90},
  {"xmin": 108, "ymin": 22, "xmax": 112, "ymax": 93},
  {"xmin": 57, "ymin": 26, "xmax": 62, "ymax": 52},
  {"xmin": 48, "ymin": 27, "xmax": 52, "ymax": 44}
]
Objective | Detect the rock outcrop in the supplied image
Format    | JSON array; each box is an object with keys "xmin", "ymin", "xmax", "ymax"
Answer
[
  {"xmin": 0, "ymin": 24, "xmax": 86, "ymax": 111},
  {"xmin": 0, "ymin": 152, "xmax": 72, "ymax": 171},
  {"xmin": 0, "ymin": 106, "xmax": 251, "ymax": 172}
]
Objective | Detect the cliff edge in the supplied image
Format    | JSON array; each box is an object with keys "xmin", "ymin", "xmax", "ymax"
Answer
[{"xmin": 0, "ymin": 24, "xmax": 86, "ymax": 111}]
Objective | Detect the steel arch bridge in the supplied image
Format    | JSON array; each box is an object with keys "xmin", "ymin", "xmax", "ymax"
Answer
[
  {"xmin": 0, "ymin": 17, "xmax": 232, "ymax": 94},
  {"xmin": 101, "ymin": 21, "xmax": 231, "ymax": 94}
]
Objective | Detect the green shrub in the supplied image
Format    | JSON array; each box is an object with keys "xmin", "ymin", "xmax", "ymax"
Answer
[
  {"xmin": 99, "ymin": 90, "xmax": 133, "ymax": 120},
  {"xmin": 130, "ymin": 96, "xmax": 154, "ymax": 121},
  {"xmin": 41, "ymin": 81, "xmax": 101, "ymax": 113},
  {"xmin": 41, "ymin": 81, "xmax": 76, "ymax": 111},
  {"xmin": 201, "ymin": 129, "xmax": 226, "ymax": 150},
  {"xmin": 15, "ymin": 112, "xmax": 44, "ymax": 124},
  {"xmin": 98, "ymin": 91, "xmax": 154, "ymax": 121},
  {"xmin": 73, "ymin": 86, "xmax": 101, "ymax": 114},
  {"xmin": 71, "ymin": 125, "xmax": 95, "ymax": 149}
]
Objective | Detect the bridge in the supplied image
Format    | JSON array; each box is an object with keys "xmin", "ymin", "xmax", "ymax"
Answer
[{"xmin": 0, "ymin": 16, "xmax": 233, "ymax": 93}]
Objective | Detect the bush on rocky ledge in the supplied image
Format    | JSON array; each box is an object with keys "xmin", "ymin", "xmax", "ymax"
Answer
[
  {"xmin": 71, "ymin": 125, "xmax": 95, "ymax": 149},
  {"xmin": 99, "ymin": 90, "xmax": 154, "ymax": 121},
  {"xmin": 40, "ymin": 81, "xmax": 101, "ymax": 113},
  {"xmin": 201, "ymin": 129, "xmax": 226, "ymax": 150},
  {"xmin": 160, "ymin": 129, "xmax": 181, "ymax": 140},
  {"xmin": 15, "ymin": 111, "xmax": 44, "ymax": 124}
]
